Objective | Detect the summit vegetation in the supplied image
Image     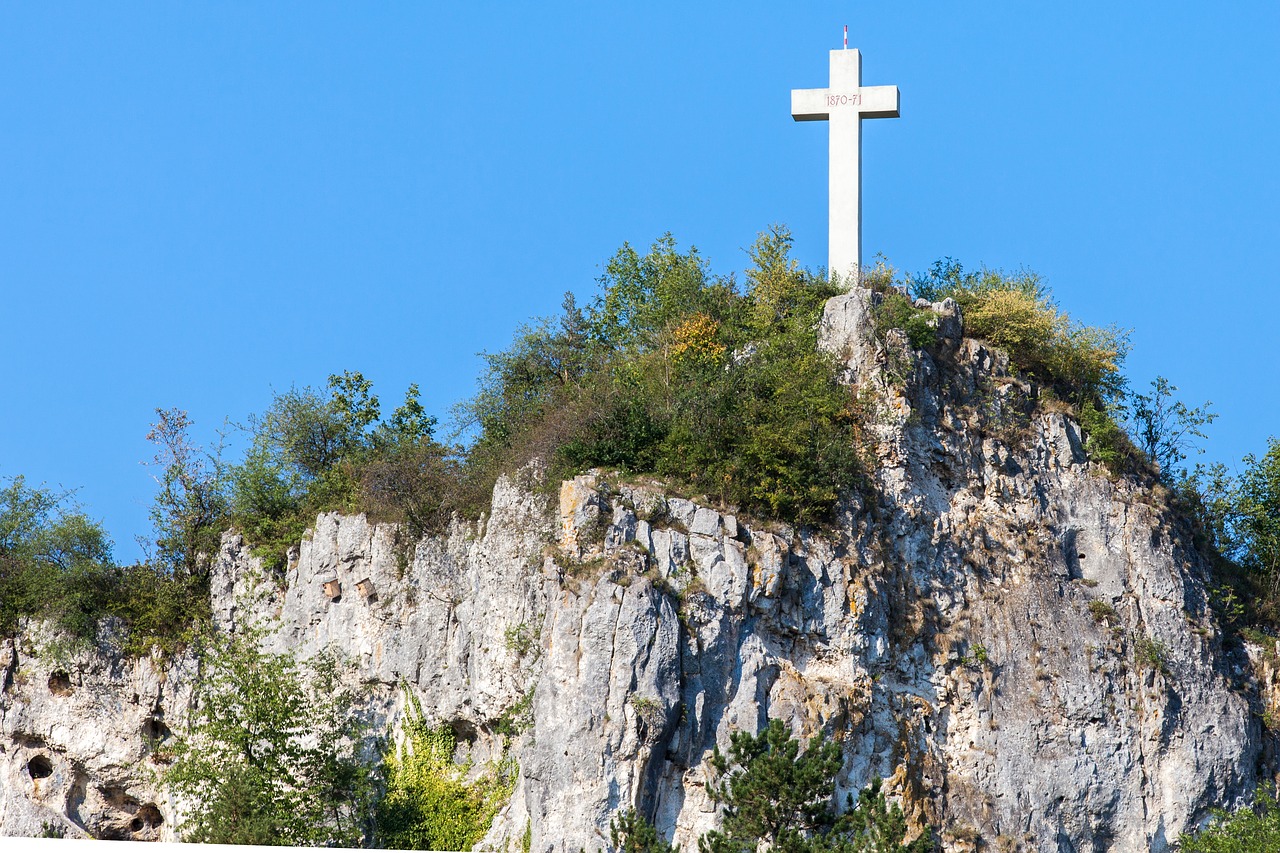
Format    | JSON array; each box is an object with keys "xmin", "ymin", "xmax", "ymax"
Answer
[{"xmin": 462, "ymin": 227, "xmax": 862, "ymax": 527}]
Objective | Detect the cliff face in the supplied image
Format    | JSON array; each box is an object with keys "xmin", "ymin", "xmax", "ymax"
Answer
[
  {"xmin": 0, "ymin": 290, "xmax": 1269, "ymax": 850},
  {"xmin": 0, "ymin": 627, "xmax": 192, "ymax": 840}
]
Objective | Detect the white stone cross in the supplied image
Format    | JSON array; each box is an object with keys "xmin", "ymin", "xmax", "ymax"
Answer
[{"xmin": 792, "ymin": 49, "xmax": 899, "ymax": 282}]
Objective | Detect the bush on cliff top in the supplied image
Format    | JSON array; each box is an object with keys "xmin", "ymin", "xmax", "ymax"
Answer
[
  {"xmin": 907, "ymin": 258, "xmax": 1138, "ymax": 472},
  {"xmin": 227, "ymin": 373, "xmax": 486, "ymax": 570},
  {"xmin": 0, "ymin": 476, "xmax": 206, "ymax": 654},
  {"xmin": 462, "ymin": 226, "xmax": 864, "ymax": 526},
  {"xmin": 911, "ymin": 258, "xmax": 1130, "ymax": 410}
]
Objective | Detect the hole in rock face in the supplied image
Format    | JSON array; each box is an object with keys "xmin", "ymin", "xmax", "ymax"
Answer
[
  {"xmin": 130, "ymin": 818, "xmax": 143, "ymax": 832},
  {"xmin": 48, "ymin": 671, "xmax": 73, "ymax": 696},
  {"xmin": 101, "ymin": 785, "xmax": 139, "ymax": 810},
  {"xmin": 27, "ymin": 754, "xmax": 53, "ymax": 779},
  {"xmin": 449, "ymin": 718, "xmax": 479, "ymax": 746},
  {"xmin": 136, "ymin": 803, "xmax": 163, "ymax": 829},
  {"xmin": 141, "ymin": 718, "xmax": 171, "ymax": 743}
]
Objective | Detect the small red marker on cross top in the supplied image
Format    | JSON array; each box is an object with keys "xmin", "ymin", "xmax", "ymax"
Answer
[{"xmin": 843, "ymin": 25, "xmax": 848, "ymax": 49}]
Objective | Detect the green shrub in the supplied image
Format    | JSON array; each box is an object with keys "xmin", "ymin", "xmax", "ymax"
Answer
[
  {"xmin": 376, "ymin": 692, "xmax": 515, "ymax": 849},
  {"xmin": 166, "ymin": 634, "xmax": 373, "ymax": 846},
  {"xmin": 1181, "ymin": 440, "xmax": 1280, "ymax": 630},
  {"xmin": 1180, "ymin": 787, "xmax": 1280, "ymax": 851},
  {"xmin": 1077, "ymin": 402, "xmax": 1139, "ymax": 476},
  {"xmin": 230, "ymin": 375, "xmax": 453, "ymax": 570},
  {"xmin": 872, "ymin": 290, "xmax": 937, "ymax": 351},
  {"xmin": 145, "ymin": 408, "xmax": 230, "ymax": 580},
  {"xmin": 911, "ymin": 258, "xmax": 1128, "ymax": 413},
  {"xmin": 610, "ymin": 809, "xmax": 676, "ymax": 853},
  {"xmin": 461, "ymin": 227, "xmax": 861, "ymax": 527},
  {"xmin": 1088, "ymin": 600, "xmax": 1118, "ymax": 624},
  {"xmin": 698, "ymin": 718, "xmax": 932, "ymax": 853},
  {"xmin": 1133, "ymin": 635, "xmax": 1169, "ymax": 675},
  {"xmin": 0, "ymin": 476, "xmax": 207, "ymax": 655},
  {"xmin": 1232, "ymin": 439, "xmax": 1280, "ymax": 589}
]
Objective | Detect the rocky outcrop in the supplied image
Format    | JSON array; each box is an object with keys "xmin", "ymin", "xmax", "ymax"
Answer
[
  {"xmin": 0, "ymin": 288, "xmax": 1268, "ymax": 850},
  {"xmin": 0, "ymin": 626, "xmax": 192, "ymax": 840}
]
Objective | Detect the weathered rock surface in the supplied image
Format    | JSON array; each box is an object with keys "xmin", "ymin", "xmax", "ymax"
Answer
[
  {"xmin": 0, "ymin": 626, "xmax": 192, "ymax": 840},
  {"xmin": 0, "ymin": 288, "xmax": 1270, "ymax": 850}
]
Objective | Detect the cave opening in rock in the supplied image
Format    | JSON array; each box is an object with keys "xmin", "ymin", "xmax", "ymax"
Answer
[
  {"xmin": 27, "ymin": 754, "xmax": 53, "ymax": 779},
  {"xmin": 135, "ymin": 803, "xmax": 163, "ymax": 830},
  {"xmin": 48, "ymin": 671, "xmax": 73, "ymax": 696},
  {"xmin": 141, "ymin": 717, "xmax": 171, "ymax": 743}
]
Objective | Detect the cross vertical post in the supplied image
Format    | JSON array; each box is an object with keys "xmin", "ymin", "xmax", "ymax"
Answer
[{"xmin": 791, "ymin": 49, "xmax": 900, "ymax": 284}]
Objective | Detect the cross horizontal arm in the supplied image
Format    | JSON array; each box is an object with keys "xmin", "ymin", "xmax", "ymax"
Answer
[
  {"xmin": 791, "ymin": 88, "xmax": 830, "ymax": 122},
  {"xmin": 858, "ymin": 85, "xmax": 900, "ymax": 119},
  {"xmin": 791, "ymin": 86, "xmax": 900, "ymax": 122}
]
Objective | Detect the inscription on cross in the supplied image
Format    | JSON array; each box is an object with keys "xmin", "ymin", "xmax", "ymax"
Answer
[{"xmin": 791, "ymin": 49, "xmax": 899, "ymax": 283}]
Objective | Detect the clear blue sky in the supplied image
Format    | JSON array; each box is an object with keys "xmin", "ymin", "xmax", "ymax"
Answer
[{"xmin": 3, "ymin": 3, "xmax": 1277, "ymax": 563}]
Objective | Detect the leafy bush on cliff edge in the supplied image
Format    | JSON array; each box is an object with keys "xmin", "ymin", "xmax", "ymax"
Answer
[
  {"xmin": 908, "ymin": 258, "xmax": 1141, "ymax": 472},
  {"xmin": 462, "ymin": 226, "xmax": 864, "ymax": 526},
  {"xmin": 0, "ymin": 475, "xmax": 205, "ymax": 654}
]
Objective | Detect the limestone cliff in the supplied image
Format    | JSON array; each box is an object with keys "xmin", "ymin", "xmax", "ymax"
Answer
[{"xmin": 0, "ymin": 289, "xmax": 1271, "ymax": 851}]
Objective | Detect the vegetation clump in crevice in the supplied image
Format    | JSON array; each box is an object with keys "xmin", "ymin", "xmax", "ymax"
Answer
[{"xmin": 376, "ymin": 691, "xmax": 516, "ymax": 850}]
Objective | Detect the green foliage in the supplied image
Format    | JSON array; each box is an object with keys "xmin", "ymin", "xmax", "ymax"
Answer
[
  {"xmin": 700, "ymin": 718, "xmax": 843, "ymax": 852},
  {"xmin": 504, "ymin": 622, "xmax": 536, "ymax": 658},
  {"xmin": 0, "ymin": 480, "xmax": 114, "ymax": 644},
  {"xmin": 837, "ymin": 778, "xmax": 933, "ymax": 853},
  {"xmin": 376, "ymin": 691, "xmax": 515, "ymax": 850},
  {"xmin": 494, "ymin": 689, "xmax": 535, "ymax": 738},
  {"xmin": 1232, "ymin": 439, "xmax": 1280, "ymax": 590},
  {"xmin": 911, "ymin": 257, "xmax": 1129, "ymax": 421},
  {"xmin": 960, "ymin": 643, "xmax": 991, "ymax": 669},
  {"xmin": 1133, "ymin": 635, "xmax": 1169, "ymax": 675},
  {"xmin": 166, "ymin": 633, "xmax": 373, "ymax": 846},
  {"xmin": 1182, "ymin": 440, "xmax": 1280, "ymax": 628},
  {"xmin": 0, "ymin": 475, "xmax": 203, "ymax": 655},
  {"xmin": 697, "ymin": 719, "xmax": 931, "ymax": 853},
  {"xmin": 1180, "ymin": 787, "xmax": 1280, "ymax": 852},
  {"xmin": 0, "ymin": 476, "xmax": 112, "ymax": 573},
  {"xmin": 229, "ymin": 373, "xmax": 460, "ymax": 569},
  {"xmin": 1088, "ymin": 600, "xmax": 1118, "ymax": 624},
  {"xmin": 1129, "ymin": 377, "xmax": 1217, "ymax": 484},
  {"xmin": 145, "ymin": 408, "xmax": 230, "ymax": 579},
  {"xmin": 871, "ymin": 290, "xmax": 937, "ymax": 351},
  {"xmin": 1077, "ymin": 401, "xmax": 1139, "ymax": 474},
  {"xmin": 465, "ymin": 227, "xmax": 861, "ymax": 526},
  {"xmin": 611, "ymin": 808, "xmax": 678, "ymax": 853}
]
